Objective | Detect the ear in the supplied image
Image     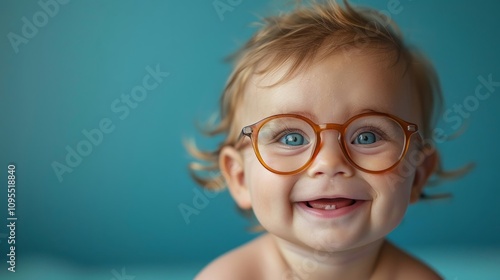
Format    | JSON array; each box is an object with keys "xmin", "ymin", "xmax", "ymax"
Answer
[
  {"xmin": 410, "ymin": 148, "xmax": 438, "ymax": 203},
  {"xmin": 219, "ymin": 146, "xmax": 252, "ymax": 209}
]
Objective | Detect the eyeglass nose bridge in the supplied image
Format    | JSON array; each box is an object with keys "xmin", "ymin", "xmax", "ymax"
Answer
[
  {"xmin": 318, "ymin": 123, "xmax": 343, "ymax": 130},
  {"xmin": 314, "ymin": 123, "xmax": 348, "ymax": 144},
  {"xmin": 312, "ymin": 123, "xmax": 350, "ymax": 160},
  {"xmin": 316, "ymin": 123, "xmax": 345, "ymax": 133}
]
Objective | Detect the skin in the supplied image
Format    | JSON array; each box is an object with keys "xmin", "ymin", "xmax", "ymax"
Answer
[{"xmin": 196, "ymin": 50, "xmax": 442, "ymax": 280}]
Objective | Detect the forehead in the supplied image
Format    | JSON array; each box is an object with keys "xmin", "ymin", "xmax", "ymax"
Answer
[{"xmin": 240, "ymin": 50, "xmax": 421, "ymax": 126}]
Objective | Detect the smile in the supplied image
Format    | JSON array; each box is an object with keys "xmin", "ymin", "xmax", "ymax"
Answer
[
  {"xmin": 297, "ymin": 198, "xmax": 367, "ymax": 218},
  {"xmin": 306, "ymin": 198, "xmax": 356, "ymax": 210}
]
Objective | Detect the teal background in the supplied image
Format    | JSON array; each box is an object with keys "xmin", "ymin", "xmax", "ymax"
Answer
[{"xmin": 0, "ymin": 0, "xmax": 499, "ymax": 279}]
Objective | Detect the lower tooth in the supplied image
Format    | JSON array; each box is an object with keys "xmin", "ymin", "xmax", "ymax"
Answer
[{"xmin": 324, "ymin": 205, "xmax": 336, "ymax": 210}]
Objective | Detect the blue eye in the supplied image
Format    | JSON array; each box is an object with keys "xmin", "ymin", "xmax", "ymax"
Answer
[
  {"xmin": 280, "ymin": 133, "xmax": 308, "ymax": 146},
  {"xmin": 354, "ymin": 132, "xmax": 377, "ymax": 145}
]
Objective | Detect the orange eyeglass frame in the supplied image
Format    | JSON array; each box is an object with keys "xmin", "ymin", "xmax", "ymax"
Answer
[{"xmin": 234, "ymin": 112, "xmax": 422, "ymax": 175}]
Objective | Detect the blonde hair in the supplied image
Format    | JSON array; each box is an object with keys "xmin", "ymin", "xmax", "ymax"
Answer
[{"xmin": 187, "ymin": 0, "xmax": 468, "ymax": 195}]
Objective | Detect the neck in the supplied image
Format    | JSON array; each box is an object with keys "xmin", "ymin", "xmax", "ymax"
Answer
[{"xmin": 272, "ymin": 235, "xmax": 385, "ymax": 280}]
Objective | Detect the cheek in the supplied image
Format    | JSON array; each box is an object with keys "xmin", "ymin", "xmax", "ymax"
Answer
[
  {"xmin": 243, "ymin": 155, "xmax": 296, "ymax": 227},
  {"xmin": 367, "ymin": 169, "xmax": 416, "ymax": 227}
]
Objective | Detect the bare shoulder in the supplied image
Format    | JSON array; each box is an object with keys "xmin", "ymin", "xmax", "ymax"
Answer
[
  {"xmin": 375, "ymin": 241, "xmax": 443, "ymax": 280},
  {"xmin": 195, "ymin": 234, "xmax": 277, "ymax": 280}
]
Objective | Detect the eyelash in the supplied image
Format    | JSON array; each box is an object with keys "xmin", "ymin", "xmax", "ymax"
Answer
[
  {"xmin": 350, "ymin": 126, "xmax": 388, "ymax": 143},
  {"xmin": 272, "ymin": 129, "xmax": 307, "ymax": 143}
]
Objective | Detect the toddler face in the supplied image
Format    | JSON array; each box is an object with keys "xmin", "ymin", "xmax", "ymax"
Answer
[{"xmin": 226, "ymin": 50, "xmax": 427, "ymax": 252}]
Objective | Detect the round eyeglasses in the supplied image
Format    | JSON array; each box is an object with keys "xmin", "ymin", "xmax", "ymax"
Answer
[{"xmin": 235, "ymin": 112, "xmax": 421, "ymax": 175}]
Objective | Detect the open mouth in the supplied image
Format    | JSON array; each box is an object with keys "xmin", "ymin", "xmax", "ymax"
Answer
[{"xmin": 305, "ymin": 198, "xmax": 357, "ymax": 210}]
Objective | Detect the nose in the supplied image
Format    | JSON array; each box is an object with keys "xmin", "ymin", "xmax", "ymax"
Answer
[{"xmin": 306, "ymin": 131, "xmax": 355, "ymax": 178}]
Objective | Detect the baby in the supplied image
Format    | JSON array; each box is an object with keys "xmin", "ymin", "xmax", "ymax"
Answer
[{"xmin": 188, "ymin": 1, "xmax": 447, "ymax": 279}]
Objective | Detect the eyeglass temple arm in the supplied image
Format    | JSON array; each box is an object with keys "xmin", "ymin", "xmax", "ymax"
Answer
[
  {"xmin": 406, "ymin": 124, "xmax": 427, "ymax": 150},
  {"xmin": 234, "ymin": 126, "xmax": 253, "ymax": 149},
  {"xmin": 407, "ymin": 124, "xmax": 417, "ymax": 132}
]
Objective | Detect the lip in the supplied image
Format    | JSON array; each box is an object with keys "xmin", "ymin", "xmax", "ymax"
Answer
[{"xmin": 295, "ymin": 199, "xmax": 367, "ymax": 219}]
